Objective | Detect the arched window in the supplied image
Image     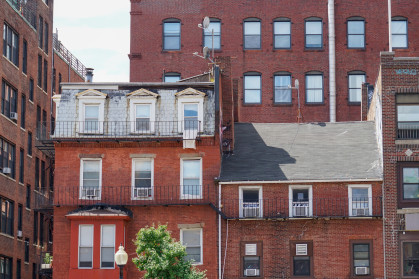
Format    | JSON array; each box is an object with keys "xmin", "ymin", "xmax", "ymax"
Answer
[
  {"xmin": 305, "ymin": 71, "xmax": 323, "ymax": 103},
  {"xmin": 163, "ymin": 19, "xmax": 181, "ymax": 50},
  {"xmin": 304, "ymin": 17, "xmax": 322, "ymax": 49},
  {"xmin": 273, "ymin": 18, "xmax": 291, "ymax": 49},
  {"xmin": 243, "ymin": 18, "xmax": 261, "ymax": 49},
  {"xmin": 243, "ymin": 72, "xmax": 262, "ymax": 104},
  {"xmin": 348, "ymin": 70, "xmax": 365, "ymax": 103},
  {"xmin": 203, "ymin": 18, "xmax": 221, "ymax": 50},
  {"xmin": 392, "ymin": 16, "xmax": 408, "ymax": 49},
  {"xmin": 273, "ymin": 72, "xmax": 292, "ymax": 104},
  {"xmin": 347, "ymin": 17, "xmax": 365, "ymax": 49}
]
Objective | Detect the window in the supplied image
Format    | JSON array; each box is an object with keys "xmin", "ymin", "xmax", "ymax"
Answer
[
  {"xmin": 274, "ymin": 73, "xmax": 292, "ymax": 104},
  {"xmin": 0, "ymin": 138, "xmax": 16, "ymax": 179},
  {"xmin": 274, "ymin": 18, "xmax": 291, "ymax": 49},
  {"xmin": 241, "ymin": 241, "xmax": 262, "ymax": 277},
  {"xmin": 16, "ymin": 259, "xmax": 21, "ymax": 279},
  {"xmin": 239, "ymin": 186, "xmax": 262, "ymax": 218},
  {"xmin": 80, "ymin": 159, "xmax": 101, "ymax": 199},
  {"xmin": 33, "ymin": 211, "xmax": 38, "ymax": 245},
  {"xmin": 26, "ymin": 185, "xmax": 31, "ymax": 208},
  {"xmin": 23, "ymin": 40, "xmax": 27, "ymax": 74},
  {"xmin": 163, "ymin": 19, "xmax": 181, "ymax": 50},
  {"xmin": 52, "ymin": 68, "xmax": 56, "ymax": 93},
  {"xmin": 397, "ymin": 95, "xmax": 419, "ymax": 140},
  {"xmin": 1, "ymin": 80, "xmax": 18, "ymax": 120},
  {"xmin": 101, "ymin": 225, "xmax": 115, "ymax": 268},
  {"xmin": 291, "ymin": 241, "xmax": 313, "ymax": 276},
  {"xmin": 403, "ymin": 242, "xmax": 419, "ymax": 276},
  {"xmin": 79, "ymin": 225, "xmax": 93, "ymax": 268},
  {"xmin": 132, "ymin": 159, "xmax": 153, "ymax": 199},
  {"xmin": 43, "ymin": 59, "xmax": 48, "ymax": 91},
  {"xmin": 181, "ymin": 228, "xmax": 202, "ymax": 264},
  {"xmin": 25, "ymin": 238, "xmax": 29, "ymax": 262},
  {"xmin": 84, "ymin": 105, "xmax": 99, "ymax": 132},
  {"xmin": 36, "ymin": 106, "xmax": 41, "ymax": 138},
  {"xmin": 44, "ymin": 22, "xmax": 48, "ymax": 53},
  {"xmin": 351, "ymin": 240, "xmax": 371, "ymax": 276},
  {"xmin": 58, "ymin": 73, "xmax": 62, "ymax": 94},
  {"xmin": 39, "ymin": 213, "xmax": 44, "ymax": 246},
  {"xmin": 176, "ymin": 89, "xmax": 205, "ymax": 137},
  {"xmin": 41, "ymin": 160, "xmax": 45, "ymax": 191},
  {"xmin": 348, "ymin": 185, "xmax": 372, "ymax": 217},
  {"xmin": 203, "ymin": 19, "xmax": 221, "ymax": 50},
  {"xmin": 0, "ymin": 256, "xmax": 12, "ymax": 279},
  {"xmin": 398, "ymin": 163, "xmax": 419, "ymax": 207},
  {"xmin": 17, "ymin": 204, "xmax": 22, "ymax": 233},
  {"xmin": 163, "ymin": 72, "xmax": 181, "ymax": 82},
  {"xmin": 21, "ymin": 94, "xmax": 26, "ymax": 128},
  {"xmin": 77, "ymin": 90, "xmax": 106, "ymax": 134},
  {"xmin": 392, "ymin": 17, "xmax": 408, "ymax": 49},
  {"xmin": 37, "ymin": 55, "xmax": 42, "ymax": 87},
  {"xmin": 347, "ymin": 18, "xmax": 365, "ymax": 48},
  {"xmin": 32, "ymin": 263, "xmax": 35, "ymax": 279},
  {"xmin": 348, "ymin": 72, "xmax": 365, "ymax": 103},
  {"xmin": 35, "ymin": 157, "xmax": 39, "ymax": 190},
  {"xmin": 289, "ymin": 185, "xmax": 312, "ymax": 217},
  {"xmin": 305, "ymin": 72, "xmax": 323, "ymax": 103},
  {"xmin": 3, "ymin": 23, "xmax": 19, "ymax": 66},
  {"xmin": 181, "ymin": 158, "xmax": 202, "ymax": 199},
  {"xmin": 244, "ymin": 73, "xmax": 261, "ymax": 104},
  {"xmin": 128, "ymin": 90, "xmax": 157, "ymax": 134},
  {"xmin": 19, "ymin": 149, "xmax": 24, "ymax": 183},
  {"xmin": 29, "ymin": 79, "xmax": 34, "ymax": 101},
  {"xmin": 38, "ymin": 16, "xmax": 43, "ymax": 49},
  {"xmin": 305, "ymin": 18, "xmax": 322, "ymax": 48},
  {"xmin": 243, "ymin": 18, "xmax": 261, "ymax": 49},
  {"xmin": 0, "ymin": 197, "xmax": 14, "ymax": 236},
  {"xmin": 27, "ymin": 132, "xmax": 32, "ymax": 156}
]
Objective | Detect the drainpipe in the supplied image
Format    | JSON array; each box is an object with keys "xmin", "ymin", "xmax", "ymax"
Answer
[
  {"xmin": 328, "ymin": 0, "xmax": 336, "ymax": 122},
  {"xmin": 388, "ymin": 0, "xmax": 392, "ymax": 52},
  {"xmin": 218, "ymin": 183, "xmax": 222, "ymax": 279}
]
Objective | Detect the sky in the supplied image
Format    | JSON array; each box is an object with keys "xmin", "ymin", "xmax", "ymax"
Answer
[{"xmin": 53, "ymin": 0, "xmax": 130, "ymax": 82}]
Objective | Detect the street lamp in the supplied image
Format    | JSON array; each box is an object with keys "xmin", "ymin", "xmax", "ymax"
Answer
[{"xmin": 115, "ymin": 244, "xmax": 128, "ymax": 279}]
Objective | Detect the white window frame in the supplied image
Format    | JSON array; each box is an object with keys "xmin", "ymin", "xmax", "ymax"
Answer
[
  {"xmin": 289, "ymin": 185, "xmax": 313, "ymax": 218},
  {"xmin": 348, "ymin": 184, "xmax": 372, "ymax": 217},
  {"xmin": 79, "ymin": 158, "xmax": 102, "ymax": 200},
  {"xmin": 180, "ymin": 158, "xmax": 202, "ymax": 199},
  {"xmin": 180, "ymin": 228, "xmax": 203, "ymax": 265},
  {"xmin": 131, "ymin": 158, "xmax": 154, "ymax": 200},
  {"xmin": 239, "ymin": 186, "xmax": 263, "ymax": 218},
  {"xmin": 100, "ymin": 224, "xmax": 115, "ymax": 269},
  {"xmin": 78, "ymin": 224, "xmax": 94, "ymax": 269},
  {"xmin": 177, "ymin": 97, "xmax": 204, "ymax": 135},
  {"xmin": 129, "ymin": 98, "xmax": 156, "ymax": 134},
  {"xmin": 348, "ymin": 73, "xmax": 366, "ymax": 103},
  {"xmin": 78, "ymin": 97, "xmax": 105, "ymax": 134}
]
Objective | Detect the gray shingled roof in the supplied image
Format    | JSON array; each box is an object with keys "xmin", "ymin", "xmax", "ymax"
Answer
[{"xmin": 220, "ymin": 122, "xmax": 382, "ymax": 182}]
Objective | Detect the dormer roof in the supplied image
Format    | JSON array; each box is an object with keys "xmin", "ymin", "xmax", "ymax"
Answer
[
  {"xmin": 75, "ymin": 89, "xmax": 107, "ymax": 98},
  {"xmin": 175, "ymin": 87, "xmax": 206, "ymax": 97},
  {"xmin": 127, "ymin": 88, "xmax": 159, "ymax": 98}
]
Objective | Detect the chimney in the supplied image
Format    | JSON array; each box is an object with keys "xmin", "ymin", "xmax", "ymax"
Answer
[{"xmin": 86, "ymin": 68, "xmax": 94, "ymax": 82}]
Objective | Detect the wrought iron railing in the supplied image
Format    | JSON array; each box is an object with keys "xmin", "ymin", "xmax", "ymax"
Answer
[
  {"xmin": 222, "ymin": 197, "xmax": 383, "ymax": 219},
  {"xmin": 37, "ymin": 121, "xmax": 208, "ymax": 141},
  {"xmin": 6, "ymin": 0, "xmax": 37, "ymax": 29},
  {"xmin": 53, "ymin": 33, "xmax": 86, "ymax": 78},
  {"xmin": 397, "ymin": 122, "xmax": 419, "ymax": 139},
  {"xmin": 34, "ymin": 190, "xmax": 53, "ymax": 210}
]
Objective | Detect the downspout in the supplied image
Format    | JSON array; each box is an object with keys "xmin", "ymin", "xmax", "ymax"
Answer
[
  {"xmin": 328, "ymin": 0, "xmax": 336, "ymax": 122},
  {"xmin": 388, "ymin": 0, "xmax": 392, "ymax": 52},
  {"xmin": 218, "ymin": 183, "xmax": 222, "ymax": 279}
]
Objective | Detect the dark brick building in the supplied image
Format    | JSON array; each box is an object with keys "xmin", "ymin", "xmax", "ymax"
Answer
[{"xmin": 0, "ymin": 0, "xmax": 85, "ymax": 278}]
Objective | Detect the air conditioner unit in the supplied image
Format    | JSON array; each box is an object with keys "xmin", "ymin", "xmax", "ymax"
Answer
[
  {"xmin": 355, "ymin": 208, "xmax": 369, "ymax": 216},
  {"xmin": 244, "ymin": 269, "xmax": 260, "ymax": 277},
  {"xmin": 17, "ymin": 230, "xmax": 22, "ymax": 238},
  {"xmin": 134, "ymin": 187, "xmax": 151, "ymax": 198},
  {"xmin": 2, "ymin": 167, "xmax": 11, "ymax": 174},
  {"xmin": 10, "ymin": 112, "xmax": 18, "ymax": 120},
  {"xmin": 293, "ymin": 205, "xmax": 309, "ymax": 217},
  {"xmin": 355, "ymin": 266, "xmax": 369, "ymax": 275},
  {"xmin": 243, "ymin": 206, "xmax": 260, "ymax": 218},
  {"xmin": 84, "ymin": 188, "xmax": 98, "ymax": 198}
]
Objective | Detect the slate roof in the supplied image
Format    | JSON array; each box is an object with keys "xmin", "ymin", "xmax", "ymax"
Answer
[{"xmin": 220, "ymin": 122, "xmax": 382, "ymax": 182}]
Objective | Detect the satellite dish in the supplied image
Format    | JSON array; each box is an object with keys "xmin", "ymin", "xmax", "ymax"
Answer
[
  {"xmin": 202, "ymin": 17, "xmax": 210, "ymax": 29},
  {"xmin": 295, "ymin": 79, "xmax": 299, "ymax": 89},
  {"xmin": 202, "ymin": 46, "xmax": 210, "ymax": 58}
]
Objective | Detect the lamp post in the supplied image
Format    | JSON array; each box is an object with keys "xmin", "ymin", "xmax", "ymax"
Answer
[{"xmin": 115, "ymin": 244, "xmax": 128, "ymax": 279}]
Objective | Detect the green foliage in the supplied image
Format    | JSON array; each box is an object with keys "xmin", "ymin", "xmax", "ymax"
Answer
[
  {"xmin": 133, "ymin": 225, "xmax": 206, "ymax": 279},
  {"xmin": 43, "ymin": 253, "xmax": 52, "ymax": 264}
]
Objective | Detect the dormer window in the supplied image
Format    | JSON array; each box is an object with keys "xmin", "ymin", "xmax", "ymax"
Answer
[
  {"xmin": 175, "ymin": 88, "xmax": 205, "ymax": 139},
  {"xmin": 127, "ymin": 88, "xmax": 158, "ymax": 134},
  {"xmin": 76, "ymin": 90, "xmax": 107, "ymax": 134}
]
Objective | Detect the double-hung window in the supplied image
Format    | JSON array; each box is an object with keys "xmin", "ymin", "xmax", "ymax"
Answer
[
  {"xmin": 3, "ymin": 23, "xmax": 19, "ymax": 66},
  {"xmin": 274, "ymin": 73, "xmax": 292, "ymax": 104},
  {"xmin": 135, "ymin": 104, "xmax": 151, "ymax": 133},
  {"xmin": 274, "ymin": 18, "xmax": 291, "ymax": 49},
  {"xmin": 77, "ymin": 89, "xmax": 107, "ymax": 134},
  {"xmin": 132, "ymin": 159, "xmax": 153, "ymax": 199},
  {"xmin": 181, "ymin": 228, "xmax": 202, "ymax": 264},
  {"xmin": 1, "ymin": 80, "xmax": 17, "ymax": 120},
  {"xmin": 351, "ymin": 241, "xmax": 372, "ymax": 276},
  {"xmin": 204, "ymin": 19, "xmax": 221, "ymax": 50},
  {"xmin": 305, "ymin": 72, "xmax": 323, "ymax": 103},
  {"xmin": 244, "ymin": 73, "xmax": 261, "ymax": 104},
  {"xmin": 38, "ymin": 16, "xmax": 43, "ymax": 49},
  {"xmin": 305, "ymin": 18, "xmax": 322, "ymax": 49},
  {"xmin": 243, "ymin": 18, "xmax": 261, "ymax": 49},
  {"xmin": 79, "ymin": 225, "xmax": 93, "ymax": 268},
  {"xmin": 347, "ymin": 18, "xmax": 365, "ymax": 48},
  {"xmin": 80, "ymin": 159, "xmax": 101, "ymax": 199},
  {"xmin": 84, "ymin": 105, "xmax": 99, "ymax": 133},
  {"xmin": 24, "ymin": 238, "xmax": 29, "ymax": 262},
  {"xmin": 241, "ymin": 241, "xmax": 262, "ymax": 277},
  {"xmin": 128, "ymin": 89, "xmax": 158, "ymax": 134},
  {"xmin": 0, "ymin": 197, "xmax": 14, "ymax": 236},
  {"xmin": 22, "ymin": 40, "xmax": 27, "ymax": 74},
  {"xmin": 348, "ymin": 72, "xmax": 365, "ymax": 103},
  {"xmin": 291, "ymin": 241, "xmax": 313, "ymax": 276},
  {"xmin": 181, "ymin": 158, "xmax": 202, "ymax": 199},
  {"xmin": 176, "ymin": 88, "xmax": 205, "ymax": 139},
  {"xmin": 101, "ymin": 225, "xmax": 115, "ymax": 268},
  {"xmin": 289, "ymin": 185, "xmax": 312, "ymax": 218},
  {"xmin": 348, "ymin": 185, "xmax": 372, "ymax": 217},
  {"xmin": 0, "ymin": 255, "xmax": 12, "ymax": 279},
  {"xmin": 392, "ymin": 17, "xmax": 408, "ymax": 49},
  {"xmin": 163, "ymin": 19, "xmax": 181, "ymax": 50},
  {"xmin": 396, "ymin": 94, "xmax": 419, "ymax": 139},
  {"xmin": 0, "ymin": 137, "xmax": 16, "ymax": 179},
  {"xmin": 37, "ymin": 55, "xmax": 42, "ymax": 87},
  {"xmin": 240, "ymin": 186, "xmax": 262, "ymax": 218},
  {"xmin": 403, "ymin": 242, "xmax": 419, "ymax": 277},
  {"xmin": 398, "ymin": 163, "xmax": 419, "ymax": 207}
]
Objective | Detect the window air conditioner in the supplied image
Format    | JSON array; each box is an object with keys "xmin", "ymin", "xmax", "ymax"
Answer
[
  {"xmin": 17, "ymin": 230, "xmax": 23, "ymax": 238},
  {"xmin": 355, "ymin": 208, "xmax": 369, "ymax": 216},
  {"xmin": 355, "ymin": 266, "xmax": 369, "ymax": 275},
  {"xmin": 243, "ymin": 207, "xmax": 260, "ymax": 218},
  {"xmin": 244, "ymin": 269, "xmax": 260, "ymax": 277},
  {"xmin": 2, "ymin": 167, "xmax": 11, "ymax": 174},
  {"xmin": 85, "ymin": 188, "xmax": 98, "ymax": 198},
  {"xmin": 134, "ymin": 187, "xmax": 151, "ymax": 198},
  {"xmin": 293, "ymin": 205, "xmax": 309, "ymax": 217},
  {"xmin": 10, "ymin": 112, "xmax": 18, "ymax": 120}
]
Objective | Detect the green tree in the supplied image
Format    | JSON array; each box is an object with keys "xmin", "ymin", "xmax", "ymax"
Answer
[{"xmin": 133, "ymin": 225, "xmax": 206, "ymax": 279}]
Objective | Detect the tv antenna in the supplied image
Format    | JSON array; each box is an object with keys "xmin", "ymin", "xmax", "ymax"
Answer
[{"xmin": 194, "ymin": 16, "xmax": 215, "ymax": 63}]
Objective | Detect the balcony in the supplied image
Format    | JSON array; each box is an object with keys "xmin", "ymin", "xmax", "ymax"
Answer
[
  {"xmin": 222, "ymin": 197, "xmax": 383, "ymax": 219},
  {"xmin": 6, "ymin": 0, "xmax": 37, "ymax": 29},
  {"xmin": 37, "ymin": 121, "xmax": 208, "ymax": 142},
  {"xmin": 47, "ymin": 185, "xmax": 215, "ymax": 207},
  {"xmin": 53, "ymin": 33, "xmax": 86, "ymax": 79},
  {"xmin": 34, "ymin": 190, "xmax": 53, "ymax": 211}
]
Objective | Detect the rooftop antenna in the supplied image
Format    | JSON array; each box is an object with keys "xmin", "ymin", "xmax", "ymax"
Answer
[{"xmin": 195, "ymin": 16, "xmax": 215, "ymax": 62}]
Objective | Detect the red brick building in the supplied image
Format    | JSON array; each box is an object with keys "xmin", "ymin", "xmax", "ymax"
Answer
[
  {"xmin": 0, "ymin": 0, "xmax": 85, "ymax": 278},
  {"xmin": 366, "ymin": 52, "xmax": 419, "ymax": 279},
  {"xmin": 129, "ymin": 0, "xmax": 419, "ymax": 123}
]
